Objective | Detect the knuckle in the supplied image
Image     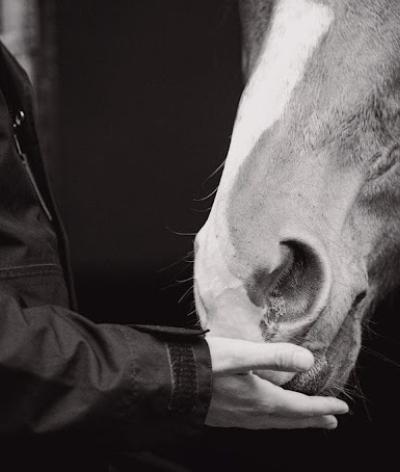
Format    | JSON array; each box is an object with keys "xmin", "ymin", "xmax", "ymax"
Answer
[
  {"xmin": 274, "ymin": 345, "xmax": 293, "ymax": 369},
  {"xmin": 273, "ymin": 346, "xmax": 285, "ymax": 368}
]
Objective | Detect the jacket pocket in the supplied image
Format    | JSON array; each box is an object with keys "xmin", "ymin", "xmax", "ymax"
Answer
[{"xmin": 0, "ymin": 263, "xmax": 70, "ymax": 308}]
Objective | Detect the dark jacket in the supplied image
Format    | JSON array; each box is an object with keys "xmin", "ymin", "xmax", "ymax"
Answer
[{"xmin": 0, "ymin": 42, "xmax": 212, "ymax": 470}]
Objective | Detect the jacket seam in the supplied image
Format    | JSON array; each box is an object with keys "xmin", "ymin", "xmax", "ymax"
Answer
[
  {"xmin": 118, "ymin": 325, "xmax": 139, "ymax": 419},
  {"xmin": 0, "ymin": 263, "xmax": 62, "ymax": 279},
  {"xmin": 0, "ymin": 263, "xmax": 60, "ymax": 271}
]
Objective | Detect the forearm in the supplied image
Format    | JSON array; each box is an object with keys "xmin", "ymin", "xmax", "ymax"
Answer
[{"xmin": 0, "ymin": 295, "xmax": 212, "ymax": 449}]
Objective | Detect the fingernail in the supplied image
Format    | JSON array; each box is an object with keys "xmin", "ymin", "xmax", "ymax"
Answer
[{"xmin": 295, "ymin": 349, "xmax": 314, "ymax": 370}]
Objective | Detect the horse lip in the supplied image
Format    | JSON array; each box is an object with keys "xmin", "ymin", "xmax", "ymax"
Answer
[{"xmin": 283, "ymin": 355, "xmax": 330, "ymax": 395}]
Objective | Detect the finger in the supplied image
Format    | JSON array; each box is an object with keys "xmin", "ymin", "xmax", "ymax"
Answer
[
  {"xmin": 206, "ymin": 413, "xmax": 338, "ymax": 430},
  {"xmin": 207, "ymin": 337, "xmax": 314, "ymax": 375},
  {"xmin": 250, "ymin": 415, "xmax": 338, "ymax": 430},
  {"xmin": 258, "ymin": 379, "xmax": 349, "ymax": 417}
]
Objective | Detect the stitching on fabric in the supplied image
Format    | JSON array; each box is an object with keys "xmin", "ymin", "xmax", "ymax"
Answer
[{"xmin": 167, "ymin": 343, "xmax": 197, "ymax": 414}]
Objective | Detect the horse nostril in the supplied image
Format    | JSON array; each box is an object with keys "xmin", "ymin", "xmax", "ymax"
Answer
[
  {"xmin": 246, "ymin": 244, "xmax": 294, "ymax": 307},
  {"xmin": 269, "ymin": 241, "xmax": 302, "ymax": 298},
  {"xmin": 247, "ymin": 240, "xmax": 330, "ymax": 326}
]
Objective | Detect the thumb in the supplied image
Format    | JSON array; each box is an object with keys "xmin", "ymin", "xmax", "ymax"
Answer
[{"xmin": 206, "ymin": 337, "xmax": 314, "ymax": 376}]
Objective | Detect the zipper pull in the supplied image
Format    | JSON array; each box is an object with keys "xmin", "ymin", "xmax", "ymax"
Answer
[
  {"xmin": 13, "ymin": 110, "xmax": 53, "ymax": 222},
  {"xmin": 13, "ymin": 110, "xmax": 26, "ymax": 158},
  {"xmin": 14, "ymin": 110, "xmax": 25, "ymax": 127}
]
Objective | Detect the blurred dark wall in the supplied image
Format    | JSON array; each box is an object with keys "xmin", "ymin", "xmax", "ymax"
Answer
[{"xmin": 53, "ymin": 0, "xmax": 242, "ymax": 324}]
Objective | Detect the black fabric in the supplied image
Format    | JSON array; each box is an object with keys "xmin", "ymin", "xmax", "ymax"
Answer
[
  {"xmin": 0, "ymin": 42, "xmax": 78, "ymax": 309},
  {"xmin": 0, "ymin": 42, "xmax": 212, "ymax": 471}
]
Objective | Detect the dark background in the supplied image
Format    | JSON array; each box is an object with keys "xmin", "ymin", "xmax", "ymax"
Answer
[
  {"xmin": 48, "ymin": 1, "xmax": 400, "ymax": 470},
  {"xmin": 53, "ymin": 0, "xmax": 241, "ymax": 328}
]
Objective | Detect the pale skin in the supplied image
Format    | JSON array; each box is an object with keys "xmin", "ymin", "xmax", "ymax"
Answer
[{"xmin": 205, "ymin": 338, "xmax": 349, "ymax": 430}]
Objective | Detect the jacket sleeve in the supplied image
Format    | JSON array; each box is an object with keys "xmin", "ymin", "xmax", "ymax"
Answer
[{"xmin": 0, "ymin": 294, "xmax": 212, "ymax": 451}]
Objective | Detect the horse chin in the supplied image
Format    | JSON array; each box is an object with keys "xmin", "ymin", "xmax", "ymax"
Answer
[
  {"xmin": 257, "ymin": 332, "xmax": 357, "ymax": 395},
  {"xmin": 257, "ymin": 341, "xmax": 355, "ymax": 395},
  {"xmin": 282, "ymin": 311, "xmax": 363, "ymax": 396}
]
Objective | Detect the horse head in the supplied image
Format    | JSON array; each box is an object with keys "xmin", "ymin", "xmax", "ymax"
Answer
[{"xmin": 194, "ymin": 0, "xmax": 400, "ymax": 394}]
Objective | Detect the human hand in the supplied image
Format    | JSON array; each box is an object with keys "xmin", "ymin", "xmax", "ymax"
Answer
[{"xmin": 205, "ymin": 337, "xmax": 349, "ymax": 430}]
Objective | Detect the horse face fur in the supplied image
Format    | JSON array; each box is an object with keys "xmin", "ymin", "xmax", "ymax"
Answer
[{"xmin": 194, "ymin": 0, "xmax": 400, "ymax": 394}]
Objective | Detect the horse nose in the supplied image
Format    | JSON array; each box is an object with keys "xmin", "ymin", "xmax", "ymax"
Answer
[
  {"xmin": 246, "ymin": 239, "xmax": 332, "ymax": 326},
  {"xmin": 246, "ymin": 243, "xmax": 293, "ymax": 306}
]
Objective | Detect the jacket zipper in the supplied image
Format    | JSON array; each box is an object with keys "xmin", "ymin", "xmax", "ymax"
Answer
[{"xmin": 12, "ymin": 110, "xmax": 53, "ymax": 221}]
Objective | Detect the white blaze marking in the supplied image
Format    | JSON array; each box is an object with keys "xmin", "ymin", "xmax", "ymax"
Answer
[
  {"xmin": 216, "ymin": 0, "xmax": 333, "ymax": 197},
  {"xmin": 194, "ymin": 0, "xmax": 334, "ymax": 344}
]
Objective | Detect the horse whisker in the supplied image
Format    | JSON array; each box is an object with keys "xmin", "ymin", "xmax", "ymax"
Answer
[
  {"xmin": 178, "ymin": 284, "xmax": 194, "ymax": 304},
  {"xmin": 176, "ymin": 275, "xmax": 194, "ymax": 284},
  {"xmin": 157, "ymin": 250, "xmax": 194, "ymax": 273},
  {"xmin": 165, "ymin": 226, "xmax": 197, "ymax": 237},
  {"xmin": 193, "ymin": 188, "xmax": 218, "ymax": 202}
]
